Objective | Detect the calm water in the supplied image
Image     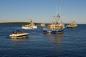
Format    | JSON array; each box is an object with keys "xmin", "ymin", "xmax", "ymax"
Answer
[{"xmin": 0, "ymin": 23, "xmax": 86, "ymax": 57}]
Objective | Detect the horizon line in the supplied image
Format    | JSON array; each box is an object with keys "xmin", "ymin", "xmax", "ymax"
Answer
[{"xmin": 0, "ymin": 21, "xmax": 85, "ymax": 24}]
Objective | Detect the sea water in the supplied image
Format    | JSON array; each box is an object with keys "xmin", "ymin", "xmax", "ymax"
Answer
[{"xmin": 0, "ymin": 23, "xmax": 86, "ymax": 57}]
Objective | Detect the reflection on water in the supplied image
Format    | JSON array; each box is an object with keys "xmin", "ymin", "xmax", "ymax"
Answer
[
  {"xmin": 10, "ymin": 37, "xmax": 28, "ymax": 41},
  {"xmin": 44, "ymin": 32, "xmax": 64, "ymax": 45},
  {"xmin": 9, "ymin": 35, "xmax": 29, "ymax": 46},
  {"xmin": 9, "ymin": 35, "xmax": 29, "ymax": 49},
  {"xmin": 9, "ymin": 35, "xmax": 29, "ymax": 41},
  {"xmin": 43, "ymin": 32, "xmax": 64, "ymax": 55},
  {"xmin": 54, "ymin": 33, "xmax": 64, "ymax": 44},
  {"xmin": 0, "ymin": 24, "xmax": 86, "ymax": 57}
]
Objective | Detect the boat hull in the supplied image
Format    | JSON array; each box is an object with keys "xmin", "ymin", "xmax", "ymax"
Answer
[
  {"xmin": 43, "ymin": 29, "xmax": 64, "ymax": 34},
  {"xmin": 9, "ymin": 33, "xmax": 29, "ymax": 38},
  {"xmin": 22, "ymin": 26, "xmax": 37, "ymax": 30},
  {"xmin": 66, "ymin": 25, "xmax": 78, "ymax": 29}
]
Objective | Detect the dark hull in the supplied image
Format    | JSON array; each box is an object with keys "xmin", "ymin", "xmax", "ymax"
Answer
[
  {"xmin": 43, "ymin": 30, "xmax": 48, "ymax": 34},
  {"xmin": 43, "ymin": 29, "xmax": 64, "ymax": 34},
  {"xmin": 67, "ymin": 27, "xmax": 77, "ymax": 30}
]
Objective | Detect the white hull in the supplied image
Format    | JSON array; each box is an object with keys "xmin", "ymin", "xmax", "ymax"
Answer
[
  {"xmin": 9, "ymin": 33, "xmax": 29, "ymax": 38},
  {"xmin": 22, "ymin": 26, "xmax": 37, "ymax": 29},
  {"xmin": 67, "ymin": 24, "xmax": 78, "ymax": 28},
  {"xmin": 67, "ymin": 21, "xmax": 78, "ymax": 28},
  {"xmin": 41, "ymin": 24, "xmax": 45, "ymax": 27},
  {"xmin": 33, "ymin": 26, "xmax": 37, "ymax": 29}
]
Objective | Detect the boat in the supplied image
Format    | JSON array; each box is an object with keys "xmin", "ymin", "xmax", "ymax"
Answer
[
  {"xmin": 44, "ymin": 32, "xmax": 64, "ymax": 44},
  {"xmin": 41, "ymin": 23, "xmax": 45, "ymax": 27},
  {"xmin": 47, "ymin": 23, "xmax": 65, "ymax": 34},
  {"xmin": 22, "ymin": 20, "xmax": 37, "ymax": 30},
  {"xmin": 43, "ymin": 15, "xmax": 65, "ymax": 34},
  {"xmin": 66, "ymin": 21, "xmax": 78, "ymax": 28},
  {"xmin": 40, "ymin": 18, "xmax": 46, "ymax": 27},
  {"xmin": 43, "ymin": 0, "xmax": 65, "ymax": 34},
  {"xmin": 9, "ymin": 31, "xmax": 29, "ymax": 38}
]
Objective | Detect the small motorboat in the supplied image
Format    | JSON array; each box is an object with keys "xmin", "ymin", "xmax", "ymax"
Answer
[
  {"xmin": 9, "ymin": 31, "xmax": 29, "ymax": 38},
  {"xmin": 41, "ymin": 23, "xmax": 45, "ymax": 27}
]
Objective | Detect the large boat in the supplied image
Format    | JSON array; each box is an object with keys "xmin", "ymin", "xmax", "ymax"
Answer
[
  {"xmin": 22, "ymin": 20, "xmax": 37, "ymax": 30},
  {"xmin": 43, "ymin": 15, "xmax": 65, "ymax": 34},
  {"xmin": 43, "ymin": 0, "xmax": 65, "ymax": 34},
  {"xmin": 9, "ymin": 31, "xmax": 29, "ymax": 38},
  {"xmin": 66, "ymin": 21, "xmax": 78, "ymax": 28}
]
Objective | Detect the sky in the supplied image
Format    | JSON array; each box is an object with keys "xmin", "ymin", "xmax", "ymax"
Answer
[{"xmin": 0, "ymin": 0, "xmax": 86, "ymax": 24}]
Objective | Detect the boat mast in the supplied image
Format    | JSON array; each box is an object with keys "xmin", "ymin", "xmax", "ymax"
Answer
[{"xmin": 56, "ymin": 0, "xmax": 63, "ymax": 24}]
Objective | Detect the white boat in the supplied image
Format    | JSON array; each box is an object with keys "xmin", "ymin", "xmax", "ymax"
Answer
[
  {"xmin": 9, "ymin": 32, "xmax": 29, "ymax": 38},
  {"xmin": 41, "ymin": 23, "xmax": 45, "ymax": 27},
  {"xmin": 67, "ymin": 21, "xmax": 78, "ymax": 28},
  {"xmin": 22, "ymin": 20, "xmax": 37, "ymax": 30},
  {"xmin": 22, "ymin": 26, "xmax": 37, "ymax": 29}
]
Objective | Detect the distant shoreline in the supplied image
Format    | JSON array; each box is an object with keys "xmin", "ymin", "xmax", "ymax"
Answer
[
  {"xmin": 0, "ymin": 22, "xmax": 85, "ymax": 24},
  {"xmin": 0, "ymin": 22, "xmax": 28, "ymax": 24},
  {"xmin": 0, "ymin": 22, "xmax": 51, "ymax": 24}
]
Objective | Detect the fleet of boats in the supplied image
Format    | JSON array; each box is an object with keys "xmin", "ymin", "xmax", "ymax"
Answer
[
  {"xmin": 8, "ymin": 0, "xmax": 78, "ymax": 39},
  {"xmin": 9, "ymin": 18, "xmax": 78, "ymax": 39}
]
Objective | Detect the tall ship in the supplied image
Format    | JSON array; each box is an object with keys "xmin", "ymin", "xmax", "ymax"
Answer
[
  {"xmin": 22, "ymin": 20, "xmax": 37, "ymax": 30},
  {"xmin": 43, "ymin": 0, "xmax": 65, "ymax": 34},
  {"xmin": 43, "ymin": 14, "xmax": 65, "ymax": 34},
  {"xmin": 66, "ymin": 21, "xmax": 78, "ymax": 28}
]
